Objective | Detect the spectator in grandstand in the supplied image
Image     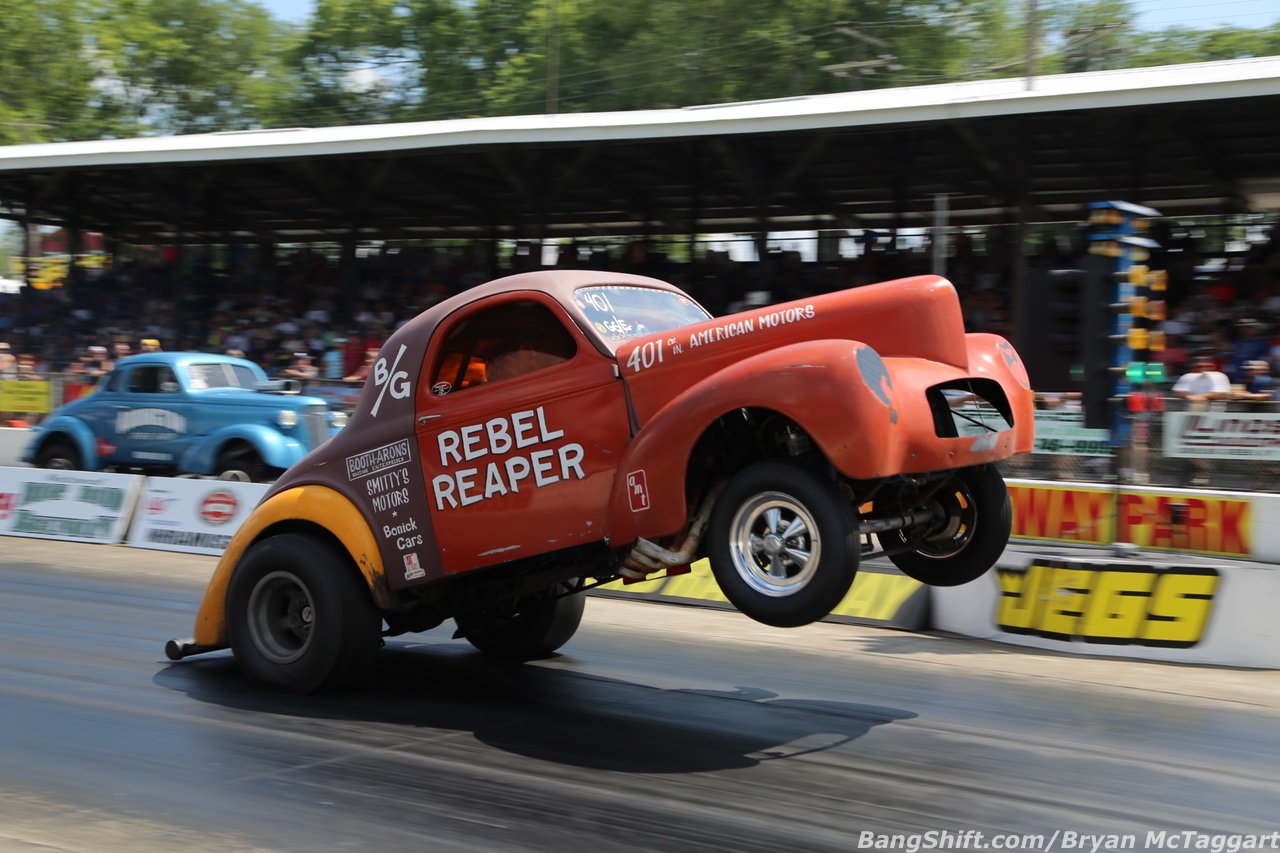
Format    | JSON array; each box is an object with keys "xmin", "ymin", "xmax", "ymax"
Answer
[
  {"xmin": 1227, "ymin": 318, "xmax": 1270, "ymax": 380},
  {"xmin": 1172, "ymin": 353, "xmax": 1231, "ymax": 409},
  {"xmin": 1172, "ymin": 353, "xmax": 1232, "ymax": 486},
  {"xmin": 322, "ymin": 340, "xmax": 345, "ymax": 380},
  {"xmin": 80, "ymin": 346, "xmax": 112, "ymax": 378},
  {"xmin": 344, "ymin": 347, "xmax": 377, "ymax": 384},
  {"xmin": 1233, "ymin": 360, "xmax": 1276, "ymax": 402},
  {"xmin": 0, "ymin": 343, "xmax": 15, "ymax": 379},
  {"xmin": 140, "ymin": 338, "xmax": 163, "ymax": 353},
  {"xmin": 281, "ymin": 351, "xmax": 319, "ymax": 382},
  {"xmin": 15, "ymin": 352, "xmax": 41, "ymax": 380}
]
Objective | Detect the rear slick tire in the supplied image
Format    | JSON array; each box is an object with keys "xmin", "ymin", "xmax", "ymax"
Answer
[
  {"xmin": 227, "ymin": 533, "xmax": 381, "ymax": 693},
  {"xmin": 463, "ymin": 583, "xmax": 585, "ymax": 661}
]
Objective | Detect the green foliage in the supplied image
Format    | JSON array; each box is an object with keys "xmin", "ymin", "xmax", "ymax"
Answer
[
  {"xmin": 94, "ymin": 0, "xmax": 294, "ymax": 134},
  {"xmin": 0, "ymin": 0, "xmax": 1277, "ymax": 141},
  {"xmin": 0, "ymin": 0, "xmax": 102, "ymax": 143}
]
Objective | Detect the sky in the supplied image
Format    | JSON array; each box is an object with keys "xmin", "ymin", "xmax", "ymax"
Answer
[{"xmin": 258, "ymin": 0, "xmax": 1280, "ymax": 30}]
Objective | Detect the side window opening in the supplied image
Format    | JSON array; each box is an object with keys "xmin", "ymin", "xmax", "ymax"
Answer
[
  {"xmin": 126, "ymin": 366, "xmax": 178, "ymax": 394},
  {"xmin": 431, "ymin": 301, "xmax": 577, "ymax": 394}
]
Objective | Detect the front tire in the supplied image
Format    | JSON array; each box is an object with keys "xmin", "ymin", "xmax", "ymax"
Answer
[
  {"xmin": 227, "ymin": 533, "xmax": 381, "ymax": 693},
  {"xmin": 462, "ymin": 582, "xmax": 585, "ymax": 661},
  {"xmin": 878, "ymin": 465, "xmax": 1011, "ymax": 586},
  {"xmin": 217, "ymin": 452, "xmax": 266, "ymax": 483},
  {"xmin": 707, "ymin": 461, "xmax": 859, "ymax": 628},
  {"xmin": 36, "ymin": 439, "xmax": 81, "ymax": 470}
]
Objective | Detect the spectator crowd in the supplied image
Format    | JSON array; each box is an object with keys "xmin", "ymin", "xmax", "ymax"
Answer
[{"xmin": 1, "ymin": 217, "xmax": 1280, "ymax": 404}]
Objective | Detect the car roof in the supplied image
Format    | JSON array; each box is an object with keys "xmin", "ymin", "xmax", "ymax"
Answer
[
  {"xmin": 388, "ymin": 269, "xmax": 694, "ymax": 359},
  {"xmin": 114, "ymin": 352, "xmax": 264, "ymax": 372}
]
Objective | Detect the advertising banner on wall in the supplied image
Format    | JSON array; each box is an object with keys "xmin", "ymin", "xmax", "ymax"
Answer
[
  {"xmin": 1008, "ymin": 479, "xmax": 1272, "ymax": 560},
  {"xmin": 0, "ymin": 468, "xmax": 141, "ymax": 544},
  {"xmin": 126, "ymin": 478, "xmax": 270, "ymax": 556},
  {"xmin": 932, "ymin": 551, "xmax": 1280, "ymax": 669},
  {"xmin": 1164, "ymin": 410, "xmax": 1280, "ymax": 460},
  {"xmin": 0, "ymin": 380, "xmax": 53, "ymax": 415}
]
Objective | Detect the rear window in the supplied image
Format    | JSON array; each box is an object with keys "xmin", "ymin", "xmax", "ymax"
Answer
[{"xmin": 574, "ymin": 286, "xmax": 710, "ymax": 348}]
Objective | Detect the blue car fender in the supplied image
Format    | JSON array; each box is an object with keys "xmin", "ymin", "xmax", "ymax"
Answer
[
  {"xmin": 180, "ymin": 423, "xmax": 309, "ymax": 474},
  {"xmin": 22, "ymin": 417, "xmax": 102, "ymax": 470}
]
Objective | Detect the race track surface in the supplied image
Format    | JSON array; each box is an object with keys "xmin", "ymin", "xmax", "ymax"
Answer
[{"xmin": 1, "ymin": 539, "xmax": 1278, "ymax": 852}]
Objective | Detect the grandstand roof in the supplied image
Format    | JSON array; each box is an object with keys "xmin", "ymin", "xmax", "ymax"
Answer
[{"xmin": 2, "ymin": 55, "xmax": 1280, "ymax": 242}]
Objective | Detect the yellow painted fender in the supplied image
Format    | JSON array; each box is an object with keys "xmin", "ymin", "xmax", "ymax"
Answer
[{"xmin": 192, "ymin": 485, "xmax": 388, "ymax": 648}]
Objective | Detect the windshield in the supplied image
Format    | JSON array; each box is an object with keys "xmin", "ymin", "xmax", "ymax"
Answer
[
  {"xmin": 575, "ymin": 285, "xmax": 711, "ymax": 348},
  {"xmin": 187, "ymin": 362, "xmax": 261, "ymax": 390}
]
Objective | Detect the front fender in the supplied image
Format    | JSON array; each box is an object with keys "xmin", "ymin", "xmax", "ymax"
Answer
[
  {"xmin": 191, "ymin": 485, "xmax": 389, "ymax": 648},
  {"xmin": 22, "ymin": 418, "xmax": 101, "ymax": 470},
  {"xmin": 182, "ymin": 424, "xmax": 308, "ymax": 474},
  {"xmin": 606, "ymin": 339, "xmax": 904, "ymax": 544}
]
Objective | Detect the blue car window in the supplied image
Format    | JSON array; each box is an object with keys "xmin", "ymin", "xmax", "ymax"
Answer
[
  {"xmin": 189, "ymin": 362, "xmax": 259, "ymax": 389},
  {"xmin": 126, "ymin": 365, "xmax": 178, "ymax": 394}
]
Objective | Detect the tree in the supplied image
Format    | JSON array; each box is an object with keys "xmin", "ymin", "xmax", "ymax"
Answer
[
  {"xmin": 93, "ymin": 0, "xmax": 293, "ymax": 135},
  {"xmin": 0, "ymin": 0, "xmax": 103, "ymax": 143}
]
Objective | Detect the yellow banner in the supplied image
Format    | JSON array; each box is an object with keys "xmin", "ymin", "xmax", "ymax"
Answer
[
  {"xmin": 1009, "ymin": 483, "xmax": 1252, "ymax": 558},
  {"xmin": 0, "ymin": 380, "xmax": 52, "ymax": 414}
]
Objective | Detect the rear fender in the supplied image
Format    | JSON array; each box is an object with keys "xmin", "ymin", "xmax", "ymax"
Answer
[
  {"xmin": 191, "ymin": 485, "xmax": 389, "ymax": 648},
  {"xmin": 24, "ymin": 418, "xmax": 101, "ymax": 470},
  {"xmin": 606, "ymin": 339, "xmax": 904, "ymax": 544}
]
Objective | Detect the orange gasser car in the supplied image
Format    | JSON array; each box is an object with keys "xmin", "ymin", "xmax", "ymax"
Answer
[{"xmin": 167, "ymin": 269, "xmax": 1033, "ymax": 692}]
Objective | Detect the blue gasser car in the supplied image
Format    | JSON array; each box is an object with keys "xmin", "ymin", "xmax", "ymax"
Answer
[{"xmin": 23, "ymin": 352, "xmax": 342, "ymax": 482}]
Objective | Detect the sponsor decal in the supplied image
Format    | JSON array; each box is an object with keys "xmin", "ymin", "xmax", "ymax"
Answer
[
  {"xmin": 96, "ymin": 437, "xmax": 117, "ymax": 457},
  {"xmin": 346, "ymin": 438, "xmax": 413, "ymax": 481},
  {"xmin": 622, "ymin": 303, "xmax": 817, "ymax": 373},
  {"xmin": 997, "ymin": 561, "xmax": 1219, "ymax": 647},
  {"xmin": 0, "ymin": 492, "xmax": 15, "ymax": 521},
  {"xmin": 403, "ymin": 552, "xmax": 425, "ymax": 580},
  {"xmin": 365, "ymin": 465, "xmax": 411, "ymax": 512},
  {"xmin": 626, "ymin": 469, "xmax": 650, "ymax": 512},
  {"xmin": 115, "ymin": 407, "xmax": 187, "ymax": 436},
  {"xmin": 431, "ymin": 381, "xmax": 451, "ymax": 396},
  {"xmin": 370, "ymin": 344, "xmax": 410, "ymax": 417},
  {"xmin": 199, "ymin": 490, "xmax": 238, "ymax": 526},
  {"xmin": 431, "ymin": 405, "xmax": 585, "ymax": 511},
  {"xmin": 384, "ymin": 516, "xmax": 424, "ymax": 551}
]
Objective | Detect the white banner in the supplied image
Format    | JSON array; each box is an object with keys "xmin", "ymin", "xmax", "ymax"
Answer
[
  {"xmin": 1163, "ymin": 410, "xmax": 1280, "ymax": 460},
  {"xmin": 126, "ymin": 478, "xmax": 270, "ymax": 556},
  {"xmin": 0, "ymin": 468, "xmax": 141, "ymax": 544}
]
